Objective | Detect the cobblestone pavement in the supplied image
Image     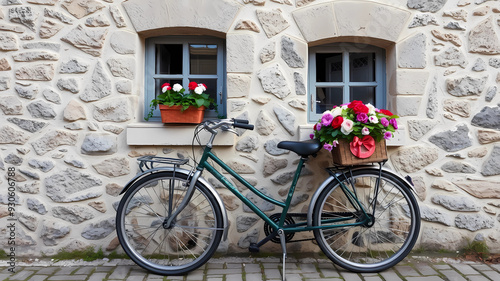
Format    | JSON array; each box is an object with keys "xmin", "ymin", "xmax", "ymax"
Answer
[{"xmin": 0, "ymin": 255, "xmax": 499, "ymax": 281}]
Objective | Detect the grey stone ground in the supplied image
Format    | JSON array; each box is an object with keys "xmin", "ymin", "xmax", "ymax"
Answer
[{"xmin": 0, "ymin": 255, "xmax": 499, "ymax": 281}]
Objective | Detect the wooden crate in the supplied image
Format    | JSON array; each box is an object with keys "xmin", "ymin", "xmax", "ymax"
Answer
[{"xmin": 331, "ymin": 139, "xmax": 387, "ymax": 166}]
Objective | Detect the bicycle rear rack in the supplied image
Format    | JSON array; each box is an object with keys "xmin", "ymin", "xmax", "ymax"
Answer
[{"xmin": 137, "ymin": 156, "xmax": 189, "ymax": 172}]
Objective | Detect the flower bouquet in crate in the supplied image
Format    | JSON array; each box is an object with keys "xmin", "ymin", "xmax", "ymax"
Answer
[
  {"xmin": 311, "ymin": 100, "xmax": 399, "ymax": 165},
  {"xmin": 145, "ymin": 82, "xmax": 216, "ymax": 123}
]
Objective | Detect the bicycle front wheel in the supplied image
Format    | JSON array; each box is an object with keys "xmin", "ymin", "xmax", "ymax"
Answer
[
  {"xmin": 116, "ymin": 171, "xmax": 224, "ymax": 275},
  {"xmin": 313, "ymin": 169, "xmax": 420, "ymax": 272}
]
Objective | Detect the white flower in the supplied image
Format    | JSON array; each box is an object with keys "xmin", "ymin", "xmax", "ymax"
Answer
[
  {"xmin": 366, "ymin": 103, "xmax": 376, "ymax": 115},
  {"xmin": 162, "ymin": 86, "xmax": 169, "ymax": 93},
  {"xmin": 173, "ymin": 83, "xmax": 183, "ymax": 92},
  {"xmin": 198, "ymin": 84, "xmax": 207, "ymax": 91},
  {"xmin": 194, "ymin": 86, "xmax": 204, "ymax": 94},
  {"xmin": 368, "ymin": 116, "xmax": 379, "ymax": 124},
  {"xmin": 331, "ymin": 107, "xmax": 342, "ymax": 117},
  {"xmin": 340, "ymin": 119, "xmax": 354, "ymax": 135},
  {"xmin": 362, "ymin": 127, "xmax": 370, "ymax": 135},
  {"xmin": 341, "ymin": 105, "xmax": 348, "ymax": 110}
]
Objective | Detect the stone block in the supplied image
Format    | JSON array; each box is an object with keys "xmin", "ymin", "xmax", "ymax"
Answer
[
  {"xmin": 292, "ymin": 2, "xmax": 336, "ymax": 42},
  {"xmin": 334, "ymin": 1, "xmax": 410, "ymax": 42},
  {"xmin": 398, "ymin": 33, "xmax": 427, "ymax": 69},
  {"xmin": 256, "ymin": 9, "xmax": 289, "ymax": 38},
  {"xmin": 395, "ymin": 96, "xmax": 421, "ymax": 116},
  {"xmin": 227, "ymin": 74, "xmax": 251, "ymax": 99},
  {"xmin": 227, "ymin": 33, "xmax": 254, "ymax": 73},
  {"xmin": 396, "ymin": 70, "xmax": 429, "ymax": 95}
]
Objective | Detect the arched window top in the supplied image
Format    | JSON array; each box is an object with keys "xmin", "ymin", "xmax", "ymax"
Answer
[
  {"xmin": 308, "ymin": 43, "xmax": 386, "ymax": 122},
  {"xmin": 293, "ymin": 1, "xmax": 411, "ymax": 45},
  {"xmin": 122, "ymin": 0, "xmax": 241, "ymax": 36}
]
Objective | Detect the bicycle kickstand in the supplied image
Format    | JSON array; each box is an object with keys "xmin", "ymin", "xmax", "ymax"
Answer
[{"xmin": 278, "ymin": 229, "xmax": 287, "ymax": 281}]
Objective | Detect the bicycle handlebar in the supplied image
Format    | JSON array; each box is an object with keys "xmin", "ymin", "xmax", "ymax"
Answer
[
  {"xmin": 233, "ymin": 118, "xmax": 249, "ymax": 124},
  {"xmin": 201, "ymin": 119, "xmax": 254, "ymax": 134},
  {"xmin": 233, "ymin": 121, "xmax": 254, "ymax": 130}
]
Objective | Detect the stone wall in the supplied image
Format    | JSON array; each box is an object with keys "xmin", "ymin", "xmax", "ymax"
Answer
[{"xmin": 1, "ymin": 0, "xmax": 500, "ymax": 257}]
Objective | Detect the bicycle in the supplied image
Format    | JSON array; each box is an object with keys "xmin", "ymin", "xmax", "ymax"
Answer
[{"xmin": 116, "ymin": 118, "xmax": 421, "ymax": 280}]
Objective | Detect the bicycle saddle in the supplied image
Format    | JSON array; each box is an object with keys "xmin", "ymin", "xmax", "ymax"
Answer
[{"xmin": 277, "ymin": 139, "xmax": 322, "ymax": 157}]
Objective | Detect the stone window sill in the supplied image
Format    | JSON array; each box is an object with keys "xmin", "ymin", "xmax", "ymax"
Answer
[
  {"xmin": 298, "ymin": 125, "xmax": 406, "ymax": 146},
  {"xmin": 126, "ymin": 123, "xmax": 235, "ymax": 146}
]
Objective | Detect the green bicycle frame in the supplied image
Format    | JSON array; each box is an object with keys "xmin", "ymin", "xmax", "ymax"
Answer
[{"xmin": 196, "ymin": 144, "xmax": 371, "ymax": 234}]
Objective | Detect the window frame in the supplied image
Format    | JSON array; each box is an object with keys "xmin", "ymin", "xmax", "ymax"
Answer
[
  {"xmin": 308, "ymin": 43, "xmax": 386, "ymax": 123},
  {"xmin": 144, "ymin": 36, "xmax": 226, "ymax": 121}
]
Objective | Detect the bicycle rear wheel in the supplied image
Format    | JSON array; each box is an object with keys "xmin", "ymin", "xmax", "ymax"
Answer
[
  {"xmin": 116, "ymin": 171, "xmax": 224, "ymax": 275},
  {"xmin": 312, "ymin": 169, "xmax": 420, "ymax": 272}
]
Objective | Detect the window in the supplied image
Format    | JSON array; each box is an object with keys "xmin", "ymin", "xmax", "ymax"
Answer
[
  {"xmin": 308, "ymin": 43, "xmax": 386, "ymax": 122},
  {"xmin": 145, "ymin": 36, "xmax": 226, "ymax": 121}
]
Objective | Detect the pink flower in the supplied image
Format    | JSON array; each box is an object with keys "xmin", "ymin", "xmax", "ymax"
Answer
[
  {"xmin": 380, "ymin": 117, "xmax": 389, "ymax": 127},
  {"xmin": 356, "ymin": 113, "xmax": 368, "ymax": 123},
  {"xmin": 332, "ymin": 140, "xmax": 339, "ymax": 147},
  {"xmin": 390, "ymin": 118, "xmax": 398, "ymax": 130},
  {"xmin": 321, "ymin": 112, "xmax": 334, "ymax": 126},
  {"xmin": 323, "ymin": 143, "xmax": 333, "ymax": 151},
  {"xmin": 341, "ymin": 119, "xmax": 354, "ymax": 135},
  {"xmin": 384, "ymin": 131, "xmax": 393, "ymax": 140},
  {"xmin": 310, "ymin": 133, "xmax": 314, "ymax": 139},
  {"xmin": 362, "ymin": 127, "xmax": 370, "ymax": 135},
  {"xmin": 368, "ymin": 116, "xmax": 379, "ymax": 124},
  {"xmin": 316, "ymin": 123, "xmax": 322, "ymax": 131}
]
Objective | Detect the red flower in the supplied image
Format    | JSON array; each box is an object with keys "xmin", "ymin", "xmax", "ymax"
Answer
[
  {"xmin": 348, "ymin": 100, "xmax": 363, "ymax": 109},
  {"xmin": 348, "ymin": 100, "xmax": 369, "ymax": 114},
  {"xmin": 313, "ymin": 124, "xmax": 317, "ymax": 130},
  {"xmin": 331, "ymin": 116, "xmax": 344, "ymax": 129},
  {"xmin": 379, "ymin": 109, "xmax": 394, "ymax": 116},
  {"xmin": 161, "ymin": 82, "xmax": 171, "ymax": 91},
  {"xmin": 188, "ymin": 82, "xmax": 198, "ymax": 90}
]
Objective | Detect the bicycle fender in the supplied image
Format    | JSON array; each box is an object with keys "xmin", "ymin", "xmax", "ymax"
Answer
[
  {"xmin": 119, "ymin": 167, "xmax": 230, "ymax": 241},
  {"xmin": 306, "ymin": 166, "xmax": 416, "ymax": 227}
]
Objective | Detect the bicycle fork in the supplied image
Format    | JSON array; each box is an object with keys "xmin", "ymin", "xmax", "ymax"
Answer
[{"xmin": 162, "ymin": 169, "xmax": 202, "ymax": 229}]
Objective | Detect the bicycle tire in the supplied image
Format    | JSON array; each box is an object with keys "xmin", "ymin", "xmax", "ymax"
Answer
[
  {"xmin": 116, "ymin": 171, "xmax": 224, "ymax": 275},
  {"xmin": 312, "ymin": 169, "xmax": 420, "ymax": 272}
]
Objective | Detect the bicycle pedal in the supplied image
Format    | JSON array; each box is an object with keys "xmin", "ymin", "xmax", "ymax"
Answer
[{"xmin": 249, "ymin": 243, "xmax": 260, "ymax": 253}]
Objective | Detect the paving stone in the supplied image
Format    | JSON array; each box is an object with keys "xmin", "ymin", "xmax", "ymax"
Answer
[
  {"xmin": 471, "ymin": 264, "xmax": 493, "ymax": 271},
  {"xmin": 87, "ymin": 273, "xmax": 108, "ymax": 281},
  {"xmin": 36, "ymin": 268, "xmax": 58, "ymax": 274},
  {"xmin": 482, "ymin": 271, "xmax": 500, "ymax": 280},
  {"xmin": 54, "ymin": 266, "xmax": 77, "ymax": 276},
  {"xmin": 246, "ymin": 274, "xmax": 265, "ymax": 281},
  {"xmin": 264, "ymin": 269, "xmax": 282, "ymax": 279},
  {"xmin": 364, "ymin": 276, "xmax": 384, "ymax": 281},
  {"xmin": 466, "ymin": 275, "xmax": 490, "ymax": 281},
  {"xmin": 340, "ymin": 272, "xmax": 363, "ymax": 281},
  {"xmin": 226, "ymin": 274, "xmax": 244, "ymax": 281},
  {"xmin": 27, "ymin": 276, "xmax": 49, "ymax": 281},
  {"xmin": 414, "ymin": 263, "xmax": 439, "ymax": 276},
  {"xmin": 395, "ymin": 265, "xmax": 420, "ymax": 276},
  {"xmin": 433, "ymin": 264, "xmax": 452, "ymax": 270},
  {"xmin": 406, "ymin": 277, "xmax": 443, "ymax": 281},
  {"xmin": 107, "ymin": 265, "xmax": 130, "ymax": 279},
  {"xmin": 379, "ymin": 270, "xmax": 404, "ymax": 280},
  {"xmin": 126, "ymin": 274, "xmax": 146, "ymax": 281},
  {"xmin": 74, "ymin": 267, "xmax": 95, "ymax": 275},
  {"xmin": 450, "ymin": 264, "xmax": 479, "ymax": 275},
  {"xmin": 9, "ymin": 270, "xmax": 34, "ymax": 280},
  {"xmin": 439, "ymin": 270, "xmax": 467, "ymax": 281},
  {"xmin": 226, "ymin": 263, "xmax": 243, "ymax": 269},
  {"xmin": 48, "ymin": 276, "xmax": 88, "ymax": 280},
  {"xmin": 244, "ymin": 263, "xmax": 261, "ymax": 273}
]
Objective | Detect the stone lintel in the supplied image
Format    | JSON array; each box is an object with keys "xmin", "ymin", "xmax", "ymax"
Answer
[{"xmin": 122, "ymin": 0, "xmax": 241, "ymax": 35}]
